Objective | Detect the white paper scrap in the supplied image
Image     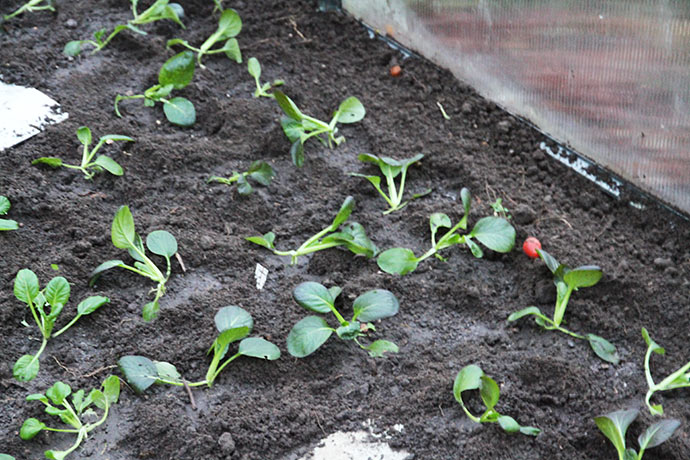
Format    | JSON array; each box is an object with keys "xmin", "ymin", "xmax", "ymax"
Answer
[{"xmin": 255, "ymin": 263, "xmax": 268, "ymax": 290}]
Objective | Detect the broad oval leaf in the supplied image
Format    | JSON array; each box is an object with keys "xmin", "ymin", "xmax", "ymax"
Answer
[
  {"xmin": 77, "ymin": 296, "xmax": 110, "ymax": 316},
  {"xmin": 377, "ymin": 248, "xmax": 419, "ymax": 275},
  {"xmin": 594, "ymin": 408, "xmax": 639, "ymax": 455},
  {"xmin": 158, "ymin": 51, "xmax": 195, "ymax": 89},
  {"xmin": 13, "ymin": 354, "xmax": 39, "ymax": 382},
  {"xmin": 32, "ymin": 157, "xmax": 64, "ymax": 168},
  {"xmin": 63, "ymin": 40, "xmax": 84, "ymax": 57},
  {"xmin": 238, "ymin": 337, "xmax": 280, "ymax": 360},
  {"xmin": 112, "ymin": 206, "xmax": 136, "ymax": 249},
  {"xmin": 498, "ymin": 415, "xmax": 521, "ymax": 433},
  {"xmin": 0, "ymin": 218, "xmax": 19, "ymax": 231},
  {"xmin": 215, "ymin": 305, "xmax": 254, "ymax": 334},
  {"xmin": 287, "ymin": 316, "xmax": 333, "ymax": 358},
  {"xmin": 142, "ymin": 301, "xmax": 160, "ymax": 322},
  {"xmin": 0, "ymin": 196, "xmax": 10, "ymax": 215},
  {"xmin": 246, "ymin": 232, "xmax": 275, "ymax": 250},
  {"xmin": 638, "ymin": 419, "xmax": 681, "ymax": 450},
  {"xmin": 14, "ymin": 269, "xmax": 39, "ymax": 304},
  {"xmin": 163, "ymin": 97, "xmax": 196, "ymax": 127},
  {"xmin": 335, "ymin": 322, "xmax": 360, "ymax": 340},
  {"xmin": 46, "ymin": 382, "xmax": 71, "ymax": 405},
  {"xmin": 215, "ymin": 327, "xmax": 251, "ymax": 360},
  {"xmin": 20, "ymin": 418, "xmax": 46, "ymax": 440},
  {"xmin": 89, "ymin": 260, "xmax": 125, "ymax": 286},
  {"xmin": 537, "ymin": 249, "xmax": 561, "ymax": 275},
  {"xmin": 93, "ymin": 155, "xmax": 123, "ymax": 176},
  {"xmin": 118, "ymin": 355, "xmax": 158, "ymax": 393},
  {"xmin": 364, "ymin": 339, "xmax": 399, "ymax": 358},
  {"xmin": 480, "ymin": 375, "xmax": 500, "ymax": 410},
  {"xmin": 146, "ymin": 230, "xmax": 178, "ymax": 257},
  {"xmin": 217, "ymin": 8, "xmax": 242, "ymax": 38},
  {"xmin": 430, "ymin": 213, "xmax": 451, "ymax": 237},
  {"xmin": 352, "ymin": 289, "xmax": 399, "ymax": 322},
  {"xmin": 247, "ymin": 160, "xmax": 275, "ymax": 186},
  {"xmin": 587, "ymin": 334, "xmax": 620, "ymax": 364},
  {"xmin": 76, "ymin": 126, "xmax": 92, "ymax": 146},
  {"xmin": 274, "ymin": 91, "xmax": 302, "ymax": 121},
  {"xmin": 281, "ymin": 117, "xmax": 303, "ymax": 143},
  {"xmin": 337, "ymin": 97, "xmax": 365, "ymax": 124},
  {"xmin": 155, "ymin": 361, "xmax": 181, "ymax": 381},
  {"xmin": 293, "ymin": 282, "xmax": 334, "ymax": 314},
  {"xmin": 93, "ymin": 375, "xmax": 120, "ymax": 409},
  {"xmin": 330, "ymin": 196, "xmax": 355, "ymax": 229},
  {"xmin": 453, "ymin": 364, "xmax": 484, "ymax": 402},
  {"xmin": 248, "ymin": 57, "xmax": 261, "ymax": 79},
  {"xmin": 470, "ymin": 216, "xmax": 516, "ymax": 253},
  {"xmin": 222, "ymin": 38, "xmax": 242, "ymax": 63},
  {"xmin": 564, "ymin": 266, "xmax": 602, "ymax": 288},
  {"xmin": 45, "ymin": 276, "xmax": 70, "ymax": 309}
]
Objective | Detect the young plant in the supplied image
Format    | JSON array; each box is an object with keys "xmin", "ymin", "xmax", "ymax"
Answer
[
  {"xmin": 90, "ymin": 206, "xmax": 177, "ymax": 321},
  {"xmin": 595, "ymin": 408, "xmax": 680, "ymax": 460},
  {"xmin": 64, "ymin": 0, "xmax": 184, "ymax": 56},
  {"xmin": 287, "ymin": 282, "xmax": 399, "ymax": 358},
  {"xmin": 13, "ymin": 269, "xmax": 109, "ymax": 382},
  {"xmin": 20, "ymin": 376, "xmax": 120, "ymax": 460},
  {"xmin": 32, "ymin": 126, "xmax": 133, "ymax": 180},
  {"xmin": 490, "ymin": 198, "xmax": 511, "ymax": 220},
  {"xmin": 167, "ymin": 9, "xmax": 242, "ymax": 68},
  {"xmin": 377, "ymin": 188, "xmax": 515, "ymax": 275},
  {"xmin": 247, "ymin": 196, "xmax": 377, "ymax": 265},
  {"xmin": 349, "ymin": 153, "xmax": 430, "ymax": 214},
  {"xmin": 114, "ymin": 51, "xmax": 196, "ymax": 127},
  {"xmin": 507, "ymin": 249, "xmax": 619, "ymax": 364},
  {"xmin": 3, "ymin": 0, "xmax": 54, "ymax": 20},
  {"xmin": 642, "ymin": 327, "xmax": 690, "ymax": 416},
  {"xmin": 247, "ymin": 57, "xmax": 284, "ymax": 98},
  {"xmin": 119, "ymin": 306, "xmax": 279, "ymax": 391},
  {"xmin": 274, "ymin": 90, "xmax": 365, "ymax": 167},
  {"xmin": 453, "ymin": 364, "xmax": 540, "ymax": 436},
  {"xmin": 0, "ymin": 195, "xmax": 19, "ymax": 231},
  {"xmin": 207, "ymin": 160, "xmax": 274, "ymax": 195}
]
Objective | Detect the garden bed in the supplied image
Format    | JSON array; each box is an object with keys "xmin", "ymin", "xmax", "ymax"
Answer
[{"xmin": 1, "ymin": 0, "xmax": 690, "ymax": 459}]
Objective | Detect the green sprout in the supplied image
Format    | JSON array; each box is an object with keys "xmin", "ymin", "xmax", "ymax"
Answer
[
  {"xmin": 0, "ymin": 196, "xmax": 19, "ymax": 231},
  {"xmin": 642, "ymin": 327, "xmax": 690, "ymax": 416},
  {"xmin": 247, "ymin": 57, "xmax": 284, "ymax": 98},
  {"xmin": 3, "ymin": 0, "xmax": 54, "ymax": 20},
  {"xmin": 208, "ymin": 160, "xmax": 274, "ymax": 195},
  {"xmin": 168, "ymin": 9, "xmax": 242, "ymax": 68}
]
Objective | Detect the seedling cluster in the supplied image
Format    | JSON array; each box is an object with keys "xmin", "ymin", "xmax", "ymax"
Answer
[
  {"xmin": 208, "ymin": 160, "xmax": 274, "ymax": 195},
  {"xmin": 3, "ymin": 0, "xmax": 54, "ymax": 21},
  {"xmin": 0, "ymin": 195, "xmax": 19, "ymax": 231},
  {"xmin": 168, "ymin": 9, "xmax": 242, "ymax": 68}
]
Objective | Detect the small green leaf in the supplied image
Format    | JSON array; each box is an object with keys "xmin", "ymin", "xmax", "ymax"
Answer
[
  {"xmin": 99, "ymin": 134, "xmax": 135, "ymax": 143},
  {"xmin": 453, "ymin": 364, "xmax": 484, "ymax": 401},
  {"xmin": 587, "ymin": 334, "xmax": 620, "ymax": 364},
  {"xmin": 238, "ymin": 337, "xmax": 280, "ymax": 360},
  {"xmin": 142, "ymin": 301, "xmax": 160, "ymax": 321},
  {"xmin": 248, "ymin": 57, "xmax": 261, "ymax": 79},
  {"xmin": 246, "ymin": 232, "xmax": 275, "ymax": 250},
  {"xmin": 287, "ymin": 316, "xmax": 333, "ymax": 358},
  {"xmin": 14, "ymin": 268, "xmax": 39, "ymax": 304},
  {"xmin": 470, "ymin": 216, "xmax": 516, "ymax": 253},
  {"xmin": 330, "ymin": 196, "xmax": 355, "ymax": 230},
  {"xmin": 638, "ymin": 419, "xmax": 681, "ymax": 451},
  {"xmin": 0, "ymin": 219, "xmax": 19, "ymax": 231},
  {"xmin": 519, "ymin": 425, "xmax": 542, "ymax": 436},
  {"xmin": 293, "ymin": 282, "xmax": 334, "ymax": 314},
  {"xmin": 45, "ymin": 449, "xmax": 68, "ymax": 460},
  {"xmin": 222, "ymin": 38, "xmax": 241, "ymax": 63},
  {"xmin": 163, "ymin": 97, "xmax": 196, "ymax": 127},
  {"xmin": 537, "ymin": 249, "xmax": 562, "ymax": 275},
  {"xmin": 118, "ymin": 355, "xmax": 158, "ymax": 393},
  {"xmin": 274, "ymin": 91, "xmax": 303, "ymax": 121},
  {"xmin": 377, "ymin": 248, "xmax": 419, "ymax": 275},
  {"xmin": 336, "ymin": 322, "xmax": 361, "ymax": 340},
  {"xmin": 0, "ymin": 453, "xmax": 16, "ymax": 459},
  {"xmin": 32, "ymin": 157, "xmax": 64, "ymax": 168},
  {"xmin": 497, "ymin": 415, "xmax": 521, "ymax": 433},
  {"xmin": 465, "ymin": 237, "xmax": 484, "ymax": 258},
  {"xmin": 430, "ymin": 213, "xmax": 451, "ymax": 239},
  {"xmin": 595, "ymin": 409, "xmax": 639, "ymax": 456},
  {"xmin": 146, "ymin": 230, "xmax": 178, "ymax": 257},
  {"xmin": 507, "ymin": 306, "xmax": 543, "ymax": 322},
  {"xmin": 93, "ymin": 155, "xmax": 123, "ymax": 176},
  {"xmin": 46, "ymin": 382, "xmax": 71, "ymax": 406},
  {"xmin": 77, "ymin": 296, "xmax": 110, "ymax": 316},
  {"xmin": 0, "ymin": 196, "xmax": 10, "ymax": 215},
  {"xmin": 216, "ymin": 8, "xmax": 242, "ymax": 38},
  {"xmin": 111, "ymin": 206, "xmax": 136, "ymax": 249},
  {"xmin": 281, "ymin": 117, "xmax": 303, "ymax": 143},
  {"xmin": 564, "ymin": 266, "xmax": 602, "ymax": 288},
  {"xmin": 158, "ymin": 51, "xmax": 195, "ymax": 89},
  {"xmin": 13, "ymin": 354, "xmax": 39, "ymax": 382},
  {"xmin": 480, "ymin": 375, "xmax": 500, "ymax": 410},
  {"xmin": 363, "ymin": 339, "xmax": 398, "ymax": 358},
  {"xmin": 26, "ymin": 393, "xmax": 48, "ymax": 403},
  {"xmin": 247, "ymin": 161, "xmax": 274, "ymax": 186},
  {"xmin": 63, "ymin": 40, "xmax": 84, "ymax": 56},
  {"xmin": 352, "ymin": 289, "xmax": 399, "ymax": 322},
  {"xmin": 89, "ymin": 260, "xmax": 126, "ymax": 286},
  {"xmin": 324, "ymin": 222, "xmax": 378, "ymax": 258},
  {"xmin": 214, "ymin": 327, "xmax": 250, "ymax": 359},
  {"xmin": 44, "ymin": 276, "xmax": 70, "ymax": 309},
  {"xmin": 154, "ymin": 361, "xmax": 181, "ymax": 381},
  {"xmin": 460, "ymin": 187, "xmax": 471, "ymax": 218},
  {"xmin": 215, "ymin": 306, "xmax": 253, "ymax": 334},
  {"xmin": 336, "ymin": 97, "xmax": 365, "ymax": 124},
  {"xmin": 290, "ymin": 139, "xmax": 304, "ymax": 167},
  {"xmin": 236, "ymin": 175, "xmax": 253, "ymax": 195},
  {"xmin": 20, "ymin": 418, "xmax": 46, "ymax": 440},
  {"xmin": 76, "ymin": 126, "xmax": 92, "ymax": 146},
  {"xmin": 641, "ymin": 327, "xmax": 665, "ymax": 355}
]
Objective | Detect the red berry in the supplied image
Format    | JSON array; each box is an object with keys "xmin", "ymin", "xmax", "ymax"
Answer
[{"xmin": 523, "ymin": 237, "xmax": 542, "ymax": 259}]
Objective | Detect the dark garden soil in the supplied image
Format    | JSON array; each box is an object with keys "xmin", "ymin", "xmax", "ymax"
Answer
[{"xmin": 1, "ymin": 1, "xmax": 690, "ymax": 459}]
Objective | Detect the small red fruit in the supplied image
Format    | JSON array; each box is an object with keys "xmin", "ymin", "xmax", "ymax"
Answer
[
  {"xmin": 523, "ymin": 237, "xmax": 542, "ymax": 259},
  {"xmin": 390, "ymin": 65, "xmax": 402, "ymax": 77}
]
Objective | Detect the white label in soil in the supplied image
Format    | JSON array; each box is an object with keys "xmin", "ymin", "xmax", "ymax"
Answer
[
  {"xmin": 0, "ymin": 82, "xmax": 69, "ymax": 151},
  {"xmin": 255, "ymin": 263, "xmax": 268, "ymax": 290},
  {"xmin": 297, "ymin": 430, "xmax": 411, "ymax": 460}
]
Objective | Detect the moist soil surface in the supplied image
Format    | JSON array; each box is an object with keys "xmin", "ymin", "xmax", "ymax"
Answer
[{"xmin": 2, "ymin": 1, "xmax": 690, "ymax": 459}]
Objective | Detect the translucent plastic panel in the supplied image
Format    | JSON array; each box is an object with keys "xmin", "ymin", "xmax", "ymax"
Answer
[{"xmin": 344, "ymin": 0, "xmax": 690, "ymax": 214}]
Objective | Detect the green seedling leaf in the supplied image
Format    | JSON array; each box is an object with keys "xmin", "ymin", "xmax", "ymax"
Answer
[
  {"xmin": 336, "ymin": 97, "xmax": 365, "ymax": 124},
  {"xmin": 93, "ymin": 375, "xmax": 120, "ymax": 409},
  {"xmin": 465, "ymin": 237, "xmax": 483, "ymax": 258},
  {"xmin": 0, "ymin": 197, "xmax": 11, "ymax": 214},
  {"xmin": 0, "ymin": 218, "xmax": 19, "ymax": 231},
  {"xmin": 248, "ymin": 56, "xmax": 261, "ymax": 79},
  {"xmin": 287, "ymin": 316, "xmax": 333, "ymax": 358},
  {"xmin": 0, "ymin": 454, "xmax": 16, "ymax": 459},
  {"xmin": 46, "ymin": 382, "xmax": 71, "ymax": 406},
  {"xmin": 520, "ymin": 425, "xmax": 542, "ymax": 436},
  {"xmin": 20, "ymin": 418, "xmax": 46, "ymax": 440},
  {"xmin": 215, "ymin": 306, "xmax": 254, "ymax": 334},
  {"xmin": 45, "ymin": 450, "xmax": 69, "ymax": 460},
  {"xmin": 142, "ymin": 301, "xmax": 160, "ymax": 321},
  {"xmin": 281, "ymin": 117, "xmax": 303, "ymax": 143},
  {"xmin": 13, "ymin": 354, "xmax": 40, "ymax": 382},
  {"xmin": 26, "ymin": 393, "xmax": 48, "ymax": 404},
  {"xmin": 89, "ymin": 260, "xmax": 126, "ymax": 285},
  {"xmin": 93, "ymin": 155, "xmax": 123, "ymax": 176},
  {"xmin": 470, "ymin": 216, "xmax": 515, "ymax": 253},
  {"xmin": 293, "ymin": 282, "xmax": 335, "ymax": 314},
  {"xmin": 537, "ymin": 249, "xmax": 562, "ymax": 275},
  {"xmin": 377, "ymin": 248, "xmax": 419, "ymax": 275},
  {"xmin": 459, "ymin": 187, "xmax": 471, "ymax": 229},
  {"xmin": 222, "ymin": 38, "xmax": 241, "ymax": 63},
  {"xmin": 236, "ymin": 175, "xmax": 253, "ymax": 195},
  {"xmin": 45, "ymin": 276, "xmax": 70, "ymax": 308},
  {"xmin": 454, "ymin": 364, "xmax": 484, "ymax": 399},
  {"xmin": 587, "ymin": 334, "xmax": 620, "ymax": 364},
  {"xmin": 363, "ymin": 339, "xmax": 398, "ymax": 358},
  {"xmin": 480, "ymin": 376, "xmax": 500, "ymax": 410},
  {"xmin": 595, "ymin": 409, "xmax": 639, "ymax": 456},
  {"xmin": 32, "ymin": 157, "xmax": 64, "ymax": 168},
  {"xmin": 214, "ymin": 327, "xmax": 251, "ymax": 359},
  {"xmin": 352, "ymin": 289, "xmax": 399, "ymax": 322},
  {"xmin": 330, "ymin": 196, "xmax": 355, "ymax": 230},
  {"xmin": 63, "ymin": 40, "xmax": 84, "ymax": 56},
  {"xmin": 146, "ymin": 230, "xmax": 178, "ymax": 257},
  {"xmin": 238, "ymin": 337, "xmax": 280, "ymax": 360},
  {"xmin": 290, "ymin": 139, "xmax": 305, "ymax": 167},
  {"xmin": 641, "ymin": 327, "xmax": 665, "ymax": 355},
  {"xmin": 497, "ymin": 415, "xmax": 520, "ymax": 433},
  {"xmin": 336, "ymin": 322, "xmax": 361, "ymax": 340},
  {"xmin": 163, "ymin": 97, "xmax": 196, "ymax": 127},
  {"xmin": 274, "ymin": 90, "xmax": 302, "ymax": 121},
  {"xmin": 324, "ymin": 222, "xmax": 378, "ymax": 258},
  {"xmin": 111, "ymin": 206, "xmax": 136, "ymax": 249},
  {"xmin": 247, "ymin": 160, "xmax": 274, "ymax": 186},
  {"xmin": 430, "ymin": 213, "xmax": 451, "ymax": 240},
  {"xmin": 77, "ymin": 296, "xmax": 110, "ymax": 316},
  {"xmin": 155, "ymin": 361, "xmax": 181, "ymax": 382},
  {"xmin": 564, "ymin": 265, "xmax": 602, "ymax": 288},
  {"xmin": 507, "ymin": 306, "xmax": 543, "ymax": 322},
  {"xmin": 246, "ymin": 232, "xmax": 275, "ymax": 249},
  {"xmin": 118, "ymin": 356, "xmax": 159, "ymax": 393},
  {"xmin": 158, "ymin": 51, "xmax": 195, "ymax": 89},
  {"xmin": 14, "ymin": 268, "xmax": 39, "ymax": 304},
  {"xmin": 77, "ymin": 126, "xmax": 92, "ymax": 146},
  {"xmin": 638, "ymin": 419, "xmax": 681, "ymax": 451}
]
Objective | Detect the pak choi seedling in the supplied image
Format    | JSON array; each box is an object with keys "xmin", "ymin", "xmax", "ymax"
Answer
[
  {"xmin": 247, "ymin": 57, "xmax": 284, "ymax": 98},
  {"xmin": 247, "ymin": 196, "xmax": 376, "ymax": 265},
  {"xmin": 3, "ymin": 0, "xmax": 54, "ymax": 20},
  {"xmin": 32, "ymin": 126, "xmax": 133, "ymax": 180},
  {"xmin": 20, "ymin": 376, "xmax": 120, "ymax": 460},
  {"xmin": 453, "ymin": 364, "xmax": 540, "ymax": 436},
  {"xmin": 507, "ymin": 249, "xmax": 619, "ymax": 364},
  {"xmin": 287, "ymin": 282, "xmax": 399, "ymax": 358},
  {"xmin": 595, "ymin": 408, "xmax": 680, "ymax": 460},
  {"xmin": 208, "ymin": 160, "xmax": 274, "ymax": 195},
  {"xmin": 641, "ymin": 327, "xmax": 690, "ymax": 416},
  {"xmin": 114, "ymin": 51, "xmax": 196, "ymax": 127},
  {"xmin": 12, "ymin": 269, "xmax": 109, "ymax": 382},
  {"xmin": 167, "ymin": 9, "xmax": 242, "ymax": 68},
  {"xmin": 119, "ymin": 306, "xmax": 279, "ymax": 392},
  {"xmin": 90, "ymin": 205, "xmax": 177, "ymax": 321},
  {"xmin": 377, "ymin": 188, "xmax": 515, "ymax": 275},
  {"xmin": 274, "ymin": 90, "xmax": 365, "ymax": 166},
  {"xmin": 349, "ymin": 153, "xmax": 431, "ymax": 214},
  {"xmin": 0, "ymin": 195, "xmax": 19, "ymax": 231},
  {"xmin": 64, "ymin": 0, "xmax": 184, "ymax": 56}
]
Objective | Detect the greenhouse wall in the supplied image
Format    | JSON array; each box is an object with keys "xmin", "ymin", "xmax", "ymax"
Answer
[{"xmin": 343, "ymin": 0, "xmax": 690, "ymax": 214}]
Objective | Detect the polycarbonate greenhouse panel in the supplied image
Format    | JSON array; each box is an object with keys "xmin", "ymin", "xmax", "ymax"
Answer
[{"xmin": 344, "ymin": 0, "xmax": 690, "ymax": 214}]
